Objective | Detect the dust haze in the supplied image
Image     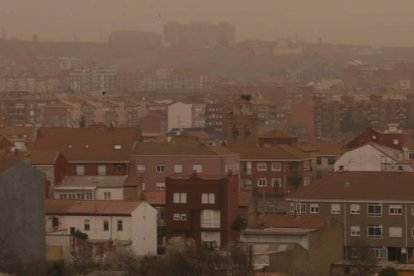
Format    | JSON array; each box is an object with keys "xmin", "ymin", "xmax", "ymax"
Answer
[{"xmin": 2, "ymin": 0, "xmax": 414, "ymax": 46}]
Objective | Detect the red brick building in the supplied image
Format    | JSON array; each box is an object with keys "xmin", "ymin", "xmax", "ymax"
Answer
[
  {"xmin": 230, "ymin": 144, "xmax": 312, "ymax": 214},
  {"xmin": 165, "ymin": 174, "xmax": 239, "ymax": 248}
]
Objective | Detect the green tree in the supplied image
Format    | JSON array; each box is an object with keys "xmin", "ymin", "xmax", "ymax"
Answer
[{"xmin": 379, "ymin": 266, "xmax": 398, "ymax": 276}]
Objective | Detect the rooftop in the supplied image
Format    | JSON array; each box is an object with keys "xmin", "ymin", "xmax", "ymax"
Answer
[
  {"xmin": 45, "ymin": 199, "xmax": 142, "ymax": 216},
  {"xmin": 287, "ymin": 171, "xmax": 414, "ymax": 202},
  {"xmin": 33, "ymin": 126, "xmax": 142, "ymax": 162},
  {"xmin": 133, "ymin": 135, "xmax": 236, "ymax": 156},
  {"xmin": 55, "ymin": 175, "xmax": 128, "ymax": 189}
]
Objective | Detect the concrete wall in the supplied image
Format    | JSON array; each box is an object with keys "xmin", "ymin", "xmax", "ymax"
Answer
[{"xmin": 0, "ymin": 161, "xmax": 46, "ymax": 263}]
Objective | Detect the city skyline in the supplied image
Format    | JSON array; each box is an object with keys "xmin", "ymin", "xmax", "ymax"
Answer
[{"xmin": 1, "ymin": 0, "xmax": 414, "ymax": 46}]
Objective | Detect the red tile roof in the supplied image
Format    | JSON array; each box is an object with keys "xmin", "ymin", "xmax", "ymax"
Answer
[
  {"xmin": 30, "ymin": 150, "xmax": 61, "ymax": 165},
  {"xmin": 33, "ymin": 126, "xmax": 142, "ymax": 162},
  {"xmin": 134, "ymin": 135, "xmax": 236, "ymax": 156},
  {"xmin": 230, "ymin": 144, "xmax": 310, "ymax": 161},
  {"xmin": 45, "ymin": 199, "xmax": 142, "ymax": 216},
  {"xmin": 258, "ymin": 215, "xmax": 331, "ymax": 230},
  {"xmin": 287, "ymin": 171, "xmax": 414, "ymax": 202},
  {"xmin": 298, "ymin": 139, "xmax": 344, "ymax": 156}
]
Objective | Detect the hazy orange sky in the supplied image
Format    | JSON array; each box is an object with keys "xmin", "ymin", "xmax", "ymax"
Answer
[{"xmin": 1, "ymin": 0, "xmax": 414, "ymax": 46}]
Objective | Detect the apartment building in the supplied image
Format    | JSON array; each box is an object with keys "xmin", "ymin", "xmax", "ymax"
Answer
[
  {"xmin": 165, "ymin": 174, "xmax": 239, "ymax": 248},
  {"xmin": 286, "ymin": 172, "xmax": 414, "ymax": 263},
  {"xmin": 131, "ymin": 134, "xmax": 240, "ymax": 192},
  {"xmin": 314, "ymin": 95, "xmax": 413, "ymax": 140},
  {"xmin": 231, "ymin": 144, "xmax": 312, "ymax": 214}
]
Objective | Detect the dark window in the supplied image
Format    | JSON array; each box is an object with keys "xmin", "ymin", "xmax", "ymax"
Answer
[
  {"xmin": 103, "ymin": 220, "xmax": 109, "ymax": 231},
  {"xmin": 328, "ymin": 157, "xmax": 336, "ymax": 165},
  {"xmin": 84, "ymin": 220, "xmax": 90, "ymax": 231},
  {"xmin": 316, "ymin": 157, "xmax": 322, "ymax": 165},
  {"xmin": 117, "ymin": 220, "xmax": 123, "ymax": 231},
  {"xmin": 52, "ymin": 217, "xmax": 59, "ymax": 228}
]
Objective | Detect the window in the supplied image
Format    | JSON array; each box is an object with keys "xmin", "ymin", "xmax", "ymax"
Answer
[
  {"xmin": 389, "ymin": 204, "xmax": 402, "ymax": 215},
  {"xmin": 52, "ymin": 217, "xmax": 59, "ymax": 228},
  {"xmin": 409, "ymin": 151, "xmax": 414, "ymax": 160},
  {"xmin": 389, "ymin": 226, "xmax": 402, "ymax": 237},
  {"xmin": 350, "ymin": 204, "xmax": 360, "ymax": 214},
  {"xmin": 310, "ymin": 203, "xmax": 319, "ymax": 214},
  {"xmin": 137, "ymin": 164, "xmax": 146, "ymax": 172},
  {"xmin": 316, "ymin": 157, "xmax": 322, "ymax": 165},
  {"xmin": 114, "ymin": 144, "xmax": 122, "ymax": 150},
  {"xmin": 289, "ymin": 202, "xmax": 295, "ymax": 213},
  {"xmin": 76, "ymin": 165, "xmax": 85, "ymax": 176},
  {"xmin": 257, "ymin": 163, "xmax": 267, "ymax": 171},
  {"xmin": 156, "ymin": 165, "xmax": 165, "ymax": 173},
  {"xmin": 156, "ymin": 182, "xmax": 165, "ymax": 191},
  {"xmin": 84, "ymin": 220, "xmax": 90, "ymax": 231},
  {"xmin": 257, "ymin": 178, "xmax": 267, "ymax": 187},
  {"xmin": 174, "ymin": 164, "xmax": 183, "ymax": 173},
  {"xmin": 173, "ymin": 213, "xmax": 181, "ymax": 221},
  {"xmin": 117, "ymin": 220, "xmax": 123, "ymax": 231},
  {"xmin": 327, "ymin": 157, "xmax": 336, "ymax": 165},
  {"xmin": 373, "ymin": 248, "xmax": 387, "ymax": 260},
  {"xmin": 98, "ymin": 165, "xmax": 106, "ymax": 176},
  {"xmin": 103, "ymin": 220, "xmax": 109, "ymax": 231},
  {"xmin": 202, "ymin": 193, "xmax": 215, "ymax": 204},
  {"xmin": 411, "ymin": 228, "xmax": 414, "ymax": 237},
  {"xmin": 200, "ymin": 210, "xmax": 220, "ymax": 228},
  {"xmin": 368, "ymin": 224, "xmax": 382, "ymax": 239},
  {"xmin": 104, "ymin": 192, "xmax": 111, "ymax": 200},
  {"xmin": 271, "ymin": 162, "xmax": 281, "ymax": 171},
  {"xmin": 367, "ymin": 203, "xmax": 382, "ymax": 217},
  {"xmin": 173, "ymin": 213, "xmax": 187, "ymax": 221},
  {"xmin": 295, "ymin": 202, "xmax": 306, "ymax": 214},
  {"xmin": 86, "ymin": 192, "xmax": 92, "ymax": 200},
  {"xmin": 271, "ymin": 178, "xmax": 281, "ymax": 188},
  {"xmin": 173, "ymin": 193, "xmax": 187, "ymax": 203},
  {"xmin": 192, "ymin": 164, "xmax": 203, "ymax": 173},
  {"xmin": 331, "ymin": 203, "xmax": 341, "ymax": 214},
  {"xmin": 350, "ymin": 226, "xmax": 360, "ymax": 236}
]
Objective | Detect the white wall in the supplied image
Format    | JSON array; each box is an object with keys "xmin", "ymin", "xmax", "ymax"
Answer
[
  {"xmin": 95, "ymin": 188, "xmax": 123, "ymax": 200},
  {"xmin": 240, "ymin": 231, "xmax": 309, "ymax": 250},
  {"xmin": 131, "ymin": 201, "xmax": 157, "ymax": 256},
  {"xmin": 334, "ymin": 144, "xmax": 397, "ymax": 172},
  {"xmin": 167, "ymin": 102, "xmax": 192, "ymax": 131},
  {"xmin": 46, "ymin": 214, "xmax": 132, "ymax": 242}
]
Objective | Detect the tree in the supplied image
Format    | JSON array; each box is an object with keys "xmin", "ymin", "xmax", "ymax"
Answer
[
  {"xmin": 348, "ymin": 238, "xmax": 378, "ymax": 276},
  {"xmin": 379, "ymin": 266, "xmax": 398, "ymax": 276}
]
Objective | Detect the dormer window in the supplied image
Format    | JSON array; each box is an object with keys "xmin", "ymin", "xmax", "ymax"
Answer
[
  {"xmin": 114, "ymin": 144, "xmax": 122, "ymax": 150},
  {"xmin": 67, "ymin": 144, "xmax": 73, "ymax": 149}
]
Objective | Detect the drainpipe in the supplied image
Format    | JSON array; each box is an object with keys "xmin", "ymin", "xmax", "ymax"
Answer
[{"xmin": 405, "ymin": 203, "xmax": 408, "ymax": 263}]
